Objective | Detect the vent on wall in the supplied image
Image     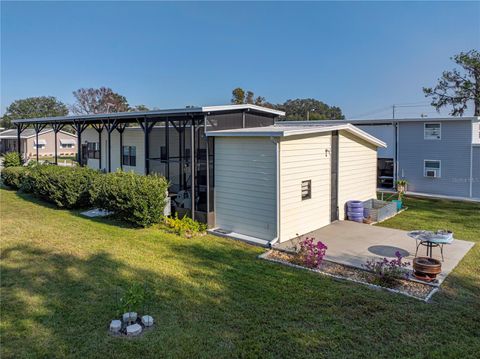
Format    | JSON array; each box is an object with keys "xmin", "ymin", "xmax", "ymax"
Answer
[{"xmin": 301, "ymin": 180, "xmax": 312, "ymax": 200}]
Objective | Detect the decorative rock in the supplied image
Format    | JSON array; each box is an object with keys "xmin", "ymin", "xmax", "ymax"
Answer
[
  {"xmin": 110, "ymin": 319, "xmax": 122, "ymax": 333},
  {"xmin": 126, "ymin": 323, "xmax": 142, "ymax": 336},
  {"xmin": 142, "ymin": 315, "xmax": 154, "ymax": 327},
  {"xmin": 122, "ymin": 312, "xmax": 137, "ymax": 323}
]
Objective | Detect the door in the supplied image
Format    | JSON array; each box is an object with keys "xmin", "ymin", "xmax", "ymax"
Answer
[{"xmin": 330, "ymin": 131, "xmax": 339, "ymax": 221}]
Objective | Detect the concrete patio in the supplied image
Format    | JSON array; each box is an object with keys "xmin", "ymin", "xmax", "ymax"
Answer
[{"xmin": 274, "ymin": 221, "xmax": 475, "ymax": 286}]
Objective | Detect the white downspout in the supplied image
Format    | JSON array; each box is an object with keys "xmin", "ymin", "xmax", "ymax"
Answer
[{"xmin": 268, "ymin": 136, "xmax": 280, "ymax": 247}]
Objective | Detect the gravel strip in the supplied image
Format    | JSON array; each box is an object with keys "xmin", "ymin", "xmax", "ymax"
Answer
[{"xmin": 263, "ymin": 250, "xmax": 436, "ymax": 301}]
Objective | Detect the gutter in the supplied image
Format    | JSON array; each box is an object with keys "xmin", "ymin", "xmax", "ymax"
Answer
[{"xmin": 268, "ymin": 136, "xmax": 281, "ymax": 248}]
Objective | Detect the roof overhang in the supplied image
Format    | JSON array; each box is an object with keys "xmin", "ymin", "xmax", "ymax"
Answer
[
  {"xmin": 11, "ymin": 104, "xmax": 285, "ymax": 125},
  {"xmin": 206, "ymin": 124, "xmax": 387, "ymax": 148}
]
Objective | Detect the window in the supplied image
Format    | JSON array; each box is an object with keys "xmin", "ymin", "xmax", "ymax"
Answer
[
  {"xmin": 87, "ymin": 142, "xmax": 100, "ymax": 159},
  {"xmin": 301, "ymin": 180, "xmax": 311, "ymax": 200},
  {"xmin": 122, "ymin": 146, "xmax": 136, "ymax": 166},
  {"xmin": 424, "ymin": 123, "xmax": 441, "ymax": 140},
  {"xmin": 33, "ymin": 140, "xmax": 46, "ymax": 149},
  {"xmin": 424, "ymin": 160, "xmax": 441, "ymax": 178},
  {"xmin": 60, "ymin": 143, "xmax": 74, "ymax": 149}
]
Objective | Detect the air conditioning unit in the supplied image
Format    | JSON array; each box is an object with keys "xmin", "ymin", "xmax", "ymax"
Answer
[{"xmin": 426, "ymin": 170, "xmax": 438, "ymax": 178}]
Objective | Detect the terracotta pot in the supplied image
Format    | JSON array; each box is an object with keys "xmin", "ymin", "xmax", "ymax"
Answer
[{"xmin": 413, "ymin": 257, "xmax": 441, "ymax": 277}]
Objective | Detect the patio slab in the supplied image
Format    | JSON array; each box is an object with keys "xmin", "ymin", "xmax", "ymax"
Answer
[{"xmin": 274, "ymin": 221, "xmax": 475, "ymax": 286}]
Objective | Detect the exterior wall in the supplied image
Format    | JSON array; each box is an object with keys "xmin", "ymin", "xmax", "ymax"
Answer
[
  {"xmin": 13, "ymin": 131, "xmax": 77, "ymax": 158},
  {"xmin": 397, "ymin": 121, "xmax": 472, "ymax": 197},
  {"xmin": 83, "ymin": 127, "xmax": 145, "ymax": 174},
  {"xmin": 472, "ymin": 145, "xmax": 480, "ymax": 198},
  {"xmin": 278, "ymin": 133, "xmax": 331, "ymax": 242},
  {"xmin": 357, "ymin": 124, "xmax": 395, "ymax": 159},
  {"xmin": 337, "ymin": 130, "xmax": 377, "ymax": 220},
  {"xmin": 214, "ymin": 137, "xmax": 277, "ymax": 240}
]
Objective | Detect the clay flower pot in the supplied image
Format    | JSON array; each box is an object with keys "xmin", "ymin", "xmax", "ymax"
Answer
[{"xmin": 413, "ymin": 257, "xmax": 441, "ymax": 279}]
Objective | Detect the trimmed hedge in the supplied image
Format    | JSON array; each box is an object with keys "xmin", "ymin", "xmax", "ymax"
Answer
[
  {"xmin": 21, "ymin": 165, "xmax": 99, "ymax": 208},
  {"xmin": 1, "ymin": 166, "xmax": 28, "ymax": 189},
  {"xmin": 90, "ymin": 171, "xmax": 169, "ymax": 227},
  {"xmin": 3, "ymin": 152, "xmax": 23, "ymax": 168}
]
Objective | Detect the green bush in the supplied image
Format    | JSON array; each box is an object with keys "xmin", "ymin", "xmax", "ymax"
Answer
[
  {"xmin": 3, "ymin": 152, "xmax": 23, "ymax": 168},
  {"xmin": 90, "ymin": 171, "xmax": 168, "ymax": 227},
  {"xmin": 1, "ymin": 166, "xmax": 28, "ymax": 189},
  {"xmin": 21, "ymin": 165, "xmax": 99, "ymax": 208},
  {"xmin": 164, "ymin": 213, "xmax": 207, "ymax": 237}
]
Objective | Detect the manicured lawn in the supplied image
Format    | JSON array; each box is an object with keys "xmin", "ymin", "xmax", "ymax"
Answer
[{"xmin": 1, "ymin": 189, "xmax": 479, "ymax": 358}]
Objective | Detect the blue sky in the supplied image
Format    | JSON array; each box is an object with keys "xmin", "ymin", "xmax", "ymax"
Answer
[{"xmin": 1, "ymin": 1, "xmax": 479, "ymax": 118}]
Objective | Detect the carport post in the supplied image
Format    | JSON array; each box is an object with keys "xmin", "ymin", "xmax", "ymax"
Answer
[
  {"xmin": 33, "ymin": 123, "xmax": 47, "ymax": 163},
  {"xmin": 15, "ymin": 123, "xmax": 27, "ymax": 158},
  {"xmin": 92, "ymin": 123, "xmax": 104, "ymax": 169},
  {"xmin": 190, "ymin": 116, "xmax": 195, "ymax": 220},
  {"xmin": 52, "ymin": 123, "xmax": 65, "ymax": 165}
]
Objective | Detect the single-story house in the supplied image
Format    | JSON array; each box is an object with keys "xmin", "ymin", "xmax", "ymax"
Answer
[
  {"xmin": 280, "ymin": 116, "xmax": 480, "ymax": 200},
  {"xmin": 0, "ymin": 128, "xmax": 77, "ymax": 160},
  {"xmin": 11, "ymin": 105, "xmax": 385, "ymax": 246}
]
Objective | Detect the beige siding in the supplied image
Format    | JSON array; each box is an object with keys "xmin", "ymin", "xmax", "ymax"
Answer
[
  {"xmin": 25, "ymin": 130, "xmax": 77, "ymax": 158},
  {"xmin": 279, "ymin": 133, "xmax": 331, "ymax": 242},
  {"xmin": 214, "ymin": 137, "xmax": 277, "ymax": 240},
  {"xmin": 337, "ymin": 130, "xmax": 377, "ymax": 219}
]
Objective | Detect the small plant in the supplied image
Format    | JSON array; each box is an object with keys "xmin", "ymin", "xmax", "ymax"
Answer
[
  {"xmin": 396, "ymin": 179, "xmax": 408, "ymax": 201},
  {"xmin": 3, "ymin": 152, "xmax": 23, "ymax": 168},
  {"xmin": 164, "ymin": 213, "xmax": 207, "ymax": 237},
  {"xmin": 295, "ymin": 237, "xmax": 327, "ymax": 269},
  {"xmin": 364, "ymin": 251, "xmax": 410, "ymax": 287},
  {"xmin": 118, "ymin": 283, "xmax": 148, "ymax": 315}
]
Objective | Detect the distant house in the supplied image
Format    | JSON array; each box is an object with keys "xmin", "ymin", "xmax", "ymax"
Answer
[
  {"xmin": 0, "ymin": 128, "xmax": 77, "ymax": 159},
  {"xmin": 281, "ymin": 116, "xmax": 480, "ymax": 200}
]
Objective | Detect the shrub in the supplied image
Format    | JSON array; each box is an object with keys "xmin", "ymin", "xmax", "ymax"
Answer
[
  {"xmin": 164, "ymin": 213, "xmax": 207, "ymax": 237},
  {"xmin": 1, "ymin": 166, "xmax": 28, "ymax": 189},
  {"xmin": 295, "ymin": 237, "xmax": 328, "ymax": 269},
  {"xmin": 3, "ymin": 152, "xmax": 23, "ymax": 168},
  {"xmin": 21, "ymin": 165, "xmax": 99, "ymax": 208},
  {"xmin": 363, "ymin": 251, "xmax": 410, "ymax": 287},
  {"xmin": 90, "ymin": 171, "xmax": 168, "ymax": 227}
]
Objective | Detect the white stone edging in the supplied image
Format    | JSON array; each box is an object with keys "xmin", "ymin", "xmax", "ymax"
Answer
[{"xmin": 259, "ymin": 250, "xmax": 438, "ymax": 303}]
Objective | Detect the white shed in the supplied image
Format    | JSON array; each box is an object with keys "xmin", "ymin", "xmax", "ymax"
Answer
[{"xmin": 207, "ymin": 124, "xmax": 386, "ymax": 246}]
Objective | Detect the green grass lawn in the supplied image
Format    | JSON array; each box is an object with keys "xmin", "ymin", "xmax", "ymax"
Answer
[{"xmin": 1, "ymin": 190, "xmax": 479, "ymax": 358}]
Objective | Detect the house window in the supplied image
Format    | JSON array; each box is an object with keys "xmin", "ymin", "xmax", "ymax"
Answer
[
  {"xmin": 87, "ymin": 142, "xmax": 100, "ymax": 159},
  {"xmin": 60, "ymin": 143, "xmax": 74, "ymax": 149},
  {"xmin": 33, "ymin": 140, "xmax": 46, "ymax": 149},
  {"xmin": 424, "ymin": 123, "xmax": 441, "ymax": 140},
  {"xmin": 424, "ymin": 160, "xmax": 441, "ymax": 178},
  {"xmin": 301, "ymin": 180, "xmax": 312, "ymax": 200},
  {"xmin": 122, "ymin": 146, "xmax": 136, "ymax": 166}
]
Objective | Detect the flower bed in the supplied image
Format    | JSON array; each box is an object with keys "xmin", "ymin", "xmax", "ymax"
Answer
[{"xmin": 261, "ymin": 250, "xmax": 438, "ymax": 302}]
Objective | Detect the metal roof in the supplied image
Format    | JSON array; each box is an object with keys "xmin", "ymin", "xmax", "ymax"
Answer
[
  {"xmin": 0, "ymin": 128, "xmax": 51, "ymax": 139},
  {"xmin": 11, "ymin": 104, "xmax": 285, "ymax": 124},
  {"xmin": 278, "ymin": 116, "xmax": 480, "ymax": 126},
  {"xmin": 206, "ymin": 124, "xmax": 387, "ymax": 148}
]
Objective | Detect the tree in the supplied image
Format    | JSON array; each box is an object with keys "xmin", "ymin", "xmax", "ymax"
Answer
[
  {"xmin": 71, "ymin": 87, "xmax": 130, "ymax": 114},
  {"xmin": 278, "ymin": 98, "xmax": 344, "ymax": 120},
  {"xmin": 231, "ymin": 88, "xmax": 246, "ymax": 104},
  {"xmin": 1, "ymin": 96, "xmax": 68, "ymax": 128},
  {"xmin": 423, "ymin": 49, "xmax": 480, "ymax": 116},
  {"xmin": 130, "ymin": 104, "xmax": 150, "ymax": 112}
]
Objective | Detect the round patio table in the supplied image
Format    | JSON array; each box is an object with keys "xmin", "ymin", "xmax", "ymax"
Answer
[{"xmin": 407, "ymin": 230, "xmax": 454, "ymax": 261}]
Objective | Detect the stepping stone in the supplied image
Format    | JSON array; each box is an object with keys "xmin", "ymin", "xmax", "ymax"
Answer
[
  {"xmin": 126, "ymin": 323, "xmax": 142, "ymax": 336},
  {"xmin": 123, "ymin": 312, "xmax": 137, "ymax": 323},
  {"xmin": 109, "ymin": 319, "xmax": 122, "ymax": 333},
  {"xmin": 142, "ymin": 315, "xmax": 154, "ymax": 327}
]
